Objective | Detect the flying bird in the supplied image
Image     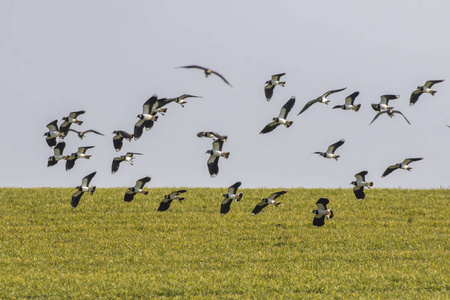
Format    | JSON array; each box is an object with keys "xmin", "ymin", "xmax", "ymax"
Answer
[
  {"xmin": 251, "ymin": 190, "xmax": 287, "ymax": 215},
  {"xmin": 124, "ymin": 176, "xmax": 151, "ymax": 202},
  {"xmin": 371, "ymin": 94, "xmax": 399, "ymax": 112},
  {"xmin": 134, "ymin": 95, "xmax": 159, "ymax": 140},
  {"xmin": 410, "ymin": 80, "xmax": 444, "ymax": 106},
  {"xmin": 69, "ymin": 129, "xmax": 104, "ymax": 139},
  {"xmin": 71, "ymin": 171, "xmax": 96, "ymax": 209},
  {"xmin": 111, "ymin": 152, "xmax": 143, "ymax": 174},
  {"xmin": 381, "ymin": 157, "xmax": 424, "ymax": 178},
  {"xmin": 313, "ymin": 139, "xmax": 345, "ymax": 160},
  {"xmin": 297, "ymin": 88, "xmax": 346, "ymax": 115},
  {"xmin": 65, "ymin": 146, "xmax": 95, "ymax": 171},
  {"xmin": 157, "ymin": 94, "xmax": 202, "ymax": 108},
  {"xmin": 178, "ymin": 65, "xmax": 234, "ymax": 89},
  {"xmin": 332, "ymin": 91, "xmax": 361, "ymax": 111},
  {"xmin": 205, "ymin": 139, "xmax": 230, "ymax": 178},
  {"xmin": 264, "ymin": 73, "xmax": 286, "ymax": 101},
  {"xmin": 312, "ymin": 198, "xmax": 334, "ymax": 227},
  {"xmin": 60, "ymin": 110, "xmax": 86, "ymax": 136},
  {"xmin": 260, "ymin": 96, "xmax": 295, "ymax": 134},
  {"xmin": 158, "ymin": 190, "xmax": 187, "ymax": 211},
  {"xmin": 47, "ymin": 141, "xmax": 68, "ymax": 167},
  {"xmin": 350, "ymin": 171, "xmax": 373, "ymax": 200},
  {"xmin": 220, "ymin": 181, "xmax": 243, "ymax": 214},
  {"xmin": 44, "ymin": 120, "xmax": 65, "ymax": 148},
  {"xmin": 197, "ymin": 131, "xmax": 228, "ymax": 142},
  {"xmin": 112, "ymin": 130, "xmax": 133, "ymax": 152},
  {"xmin": 369, "ymin": 108, "xmax": 410, "ymax": 125}
]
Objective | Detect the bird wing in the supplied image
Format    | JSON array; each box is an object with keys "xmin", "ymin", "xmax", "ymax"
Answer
[
  {"xmin": 210, "ymin": 132, "xmax": 227, "ymax": 142},
  {"xmin": 392, "ymin": 110, "xmax": 411, "ymax": 125},
  {"xmin": 212, "ymin": 139, "xmax": 224, "ymax": 151},
  {"xmin": 264, "ymin": 85, "xmax": 275, "ymax": 101},
  {"xmin": 59, "ymin": 121, "xmax": 71, "ymax": 135},
  {"xmin": 157, "ymin": 200, "xmax": 172, "ymax": 211},
  {"xmin": 71, "ymin": 190, "xmax": 84, "ymax": 208},
  {"xmin": 69, "ymin": 129, "xmax": 80, "ymax": 135},
  {"xmin": 369, "ymin": 111, "xmax": 387, "ymax": 125},
  {"xmin": 46, "ymin": 137, "xmax": 57, "ymax": 148},
  {"xmin": 134, "ymin": 119, "xmax": 146, "ymax": 139},
  {"xmin": 124, "ymin": 190, "xmax": 136, "ymax": 202},
  {"xmin": 179, "ymin": 65, "xmax": 207, "ymax": 71},
  {"xmin": 313, "ymin": 216, "xmax": 326, "ymax": 227},
  {"xmin": 113, "ymin": 137, "xmax": 123, "ymax": 152},
  {"xmin": 155, "ymin": 98, "xmax": 173, "ymax": 108},
  {"xmin": 65, "ymin": 159, "xmax": 76, "ymax": 171},
  {"xmin": 297, "ymin": 99, "xmax": 319, "ymax": 115},
  {"xmin": 327, "ymin": 139, "xmax": 345, "ymax": 154},
  {"xmin": 220, "ymin": 199, "xmax": 232, "ymax": 214},
  {"xmin": 170, "ymin": 190, "xmax": 187, "ymax": 197},
  {"xmin": 278, "ymin": 97, "xmax": 295, "ymax": 119},
  {"xmin": 323, "ymin": 87, "xmax": 347, "ymax": 98},
  {"xmin": 259, "ymin": 121, "xmax": 280, "ymax": 134},
  {"xmin": 135, "ymin": 176, "xmax": 151, "ymax": 189},
  {"xmin": 316, "ymin": 198, "xmax": 329, "ymax": 210},
  {"xmin": 84, "ymin": 130, "xmax": 104, "ymax": 136},
  {"xmin": 251, "ymin": 202, "xmax": 269, "ymax": 215},
  {"xmin": 207, "ymin": 155, "xmax": 220, "ymax": 177},
  {"xmin": 69, "ymin": 110, "xmax": 85, "ymax": 118},
  {"xmin": 228, "ymin": 181, "xmax": 241, "ymax": 194},
  {"xmin": 272, "ymin": 73, "xmax": 286, "ymax": 80},
  {"xmin": 345, "ymin": 91, "xmax": 359, "ymax": 105},
  {"xmin": 409, "ymin": 90, "xmax": 423, "ymax": 106},
  {"xmin": 355, "ymin": 171, "xmax": 368, "ymax": 181},
  {"xmin": 47, "ymin": 120, "xmax": 59, "ymax": 131},
  {"xmin": 403, "ymin": 157, "xmax": 423, "ymax": 165},
  {"xmin": 78, "ymin": 146, "xmax": 94, "ymax": 154},
  {"xmin": 353, "ymin": 186, "xmax": 365, "ymax": 200},
  {"xmin": 111, "ymin": 157, "xmax": 123, "ymax": 174},
  {"xmin": 179, "ymin": 94, "xmax": 201, "ymax": 100},
  {"xmin": 82, "ymin": 171, "xmax": 97, "ymax": 187},
  {"xmin": 54, "ymin": 141, "xmax": 66, "ymax": 156},
  {"xmin": 127, "ymin": 152, "xmax": 143, "ymax": 157},
  {"xmin": 381, "ymin": 165, "xmax": 398, "ymax": 177},
  {"xmin": 143, "ymin": 95, "xmax": 158, "ymax": 114},
  {"xmin": 268, "ymin": 190, "xmax": 287, "ymax": 201},
  {"xmin": 211, "ymin": 70, "xmax": 233, "ymax": 88},
  {"xmin": 119, "ymin": 130, "xmax": 133, "ymax": 140},
  {"xmin": 424, "ymin": 79, "xmax": 444, "ymax": 88},
  {"xmin": 380, "ymin": 94, "xmax": 399, "ymax": 105}
]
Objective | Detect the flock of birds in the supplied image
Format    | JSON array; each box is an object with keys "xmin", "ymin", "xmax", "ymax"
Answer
[{"xmin": 43, "ymin": 65, "xmax": 445, "ymax": 226}]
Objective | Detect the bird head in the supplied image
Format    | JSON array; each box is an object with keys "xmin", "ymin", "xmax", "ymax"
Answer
[
  {"xmin": 312, "ymin": 209, "xmax": 318, "ymax": 215},
  {"xmin": 137, "ymin": 114, "xmax": 143, "ymax": 119},
  {"xmin": 205, "ymin": 150, "xmax": 213, "ymax": 155},
  {"xmin": 164, "ymin": 194, "xmax": 170, "ymax": 199},
  {"xmin": 272, "ymin": 117, "xmax": 279, "ymax": 122},
  {"xmin": 43, "ymin": 132, "xmax": 49, "ymax": 137},
  {"xmin": 350, "ymin": 181, "xmax": 356, "ymax": 186},
  {"xmin": 62, "ymin": 117, "xmax": 68, "ymax": 121}
]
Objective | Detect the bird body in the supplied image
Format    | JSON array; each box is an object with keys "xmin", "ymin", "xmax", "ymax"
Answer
[
  {"xmin": 60, "ymin": 110, "xmax": 86, "ymax": 136},
  {"xmin": 265, "ymin": 73, "xmax": 286, "ymax": 101},
  {"xmin": 381, "ymin": 157, "xmax": 423, "ymax": 177},
  {"xmin": 298, "ymin": 88, "xmax": 346, "ymax": 115},
  {"xmin": 44, "ymin": 120, "xmax": 65, "ymax": 147},
  {"xmin": 260, "ymin": 97, "xmax": 295, "ymax": 134},
  {"xmin": 251, "ymin": 190, "xmax": 287, "ymax": 215},
  {"xmin": 69, "ymin": 129, "xmax": 104, "ymax": 139},
  {"xmin": 410, "ymin": 80, "xmax": 444, "ymax": 106},
  {"xmin": 312, "ymin": 198, "xmax": 334, "ymax": 227},
  {"xmin": 197, "ymin": 131, "xmax": 228, "ymax": 142},
  {"xmin": 134, "ymin": 95, "xmax": 160, "ymax": 140},
  {"xmin": 350, "ymin": 171, "xmax": 373, "ymax": 200},
  {"xmin": 65, "ymin": 146, "xmax": 95, "ymax": 171},
  {"xmin": 314, "ymin": 139, "xmax": 345, "ymax": 160}
]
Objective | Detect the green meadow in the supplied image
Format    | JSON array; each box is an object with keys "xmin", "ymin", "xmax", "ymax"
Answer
[{"xmin": 0, "ymin": 188, "xmax": 448, "ymax": 299}]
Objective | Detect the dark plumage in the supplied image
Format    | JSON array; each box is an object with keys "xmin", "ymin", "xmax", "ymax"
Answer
[
  {"xmin": 44, "ymin": 120, "xmax": 65, "ymax": 148},
  {"xmin": 69, "ymin": 129, "xmax": 104, "ymax": 139},
  {"xmin": 65, "ymin": 146, "xmax": 95, "ymax": 171},
  {"xmin": 313, "ymin": 139, "xmax": 345, "ymax": 160},
  {"xmin": 134, "ymin": 95, "xmax": 159, "ymax": 140},
  {"xmin": 332, "ymin": 91, "xmax": 361, "ymax": 111},
  {"xmin": 197, "ymin": 131, "xmax": 228, "ymax": 142},
  {"xmin": 158, "ymin": 190, "xmax": 187, "ymax": 211},
  {"xmin": 178, "ymin": 65, "xmax": 234, "ymax": 89},
  {"xmin": 157, "ymin": 94, "xmax": 202, "ymax": 108},
  {"xmin": 371, "ymin": 94, "xmax": 399, "ymax": 112},
  {"xmin": 251, "ymin": 190, "xmax": 287, "ymax": 215},
  {"xmin": 60, "ymin": 110, "xmax": 85, "ymax": 136},
  {"xmin": 260, "ymin": 96, "xmax": 295, "ymax": 134},
  {"xmin": 112, "ymin": 130, "xmax": 133, "ymax": 152},
  {"xmin": 47, "ymin": 141, "xmax": 68, "ymax": 167},
  {"xmin": 71, "ymin": 171, "xmax": 96, "ymax": 209}
]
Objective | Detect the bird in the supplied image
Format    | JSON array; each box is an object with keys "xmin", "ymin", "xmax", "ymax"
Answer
[
  {"xmin": 410, "ymin": 80, "xmax": 444, "ymax": 106},
  {"xmin": 381, "ymin": 157, "xmax": 424, "ymax": 178},
  {"xmin": 313, "ymin": 139, "xmax": 345, "ymax": 160},
  {"xmin": 371, "ymin": 94, "xmax": 399, "ymax": 112},
  {"xmin": 350, "ymin": 171, "xmax": 373, "ymax": 200},
  {"xmin": 124, "ymin": 176, "xmax": 151, "ymax": 202},
  {"xmin": 197, "ymin": 131, "xmax": 228, "ymax": 142},
  {"xmin": 65, "ymin": 146, "xmax": 95, "ymax": 171},
  {"xmin": 47, "ymin": 141, "xmax": 68, "ymax": 167},
  {"xmin": 332, "ymin": 91, "xmax": 361, "ymax": 111},
  {"xmin": 112, "ymin": 130, "xmax": 133, "ymax": 152},
  {"xmin": 68, "ymin": 129, "xmax": 104, "ymax": 139},
  {"xmin": 205, "ymin": 139, "xmax": 230, "ymax": 178},
  {"xmin": 60, "ymin": 110, "xmax": 86, "ymax": 136},
  {"xmin": 156, "ymin": 94, "xmax": 202, "ymax": 108},
  {"xmin": 264, "ymin": 73, "xmax": 286, "ymax": 101},
  {"xmin": 297, "ymin": 88, "xmax": 346, "ymax": 115},
  {"xmin": 158, "ymin": 190, "xmax": 187, "ymax": 211},
  {"xmin": 71, "ymin": 171, "xmax": 96, "ymax": 209},
  {"xmin": 251, "ymin": 190, "xmax": 287, "ymax": 215},
  {"xmin": 260, "ymin": 96, "xmax": 295, "ymax": 134},
  {"xmin": 134, "ymin": 95, "xmax": 160, "ymax": 140},
  {"xmin": 178, "ymin": 65, "xmax": 234, "ymax": 89},
  {"xmin": 44, "ymin": 120, "xmax": 65, "ymax": 148},
  {"xmin": 312, "ymin": 198, "xmax": 334, "ymax": 227},
  {"xmin": 111, "ymin": 152, "xmax": 143, "ymax": 174},
  {"xmin": 369, "ymin": 108, "xmax": 410, "ymax": 125},
  {"xmin": 220, "ymin": 181, "xmax": 243, "ymax": 214}
]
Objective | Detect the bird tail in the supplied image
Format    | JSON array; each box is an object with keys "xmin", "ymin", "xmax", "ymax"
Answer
[
  {"xmin": 333, "ymin": 155, "xmax": 340, "ymax": 161},
  {"xmin": 430, "ymin": 90, "xmax": 436, "ymax": 96},
  {"xmin": 354, "ymin": 104, "xmax": 361, "ymax": 112},
  {"xmin": 152, "ymin": 115, "xmax": 159, "ymax": 121},
  {"xmin": 89, "ymin": 186, "xmax": 96, "ymax": 195},
  {"xmin": 222, "ymin": 152, "xmax": 230, "ymax": 159},
  {"xmin": 85, "ymin": 155, "xmax": 92, "ymax": 159},
  {"xmin": 75, "ymin": 120, "xmax": 83, "ymax": 125},
  {"xmin": 367, "ymin": 182, "xmax": 374, "ymax": 187},
  {"xmin": 274, "ymin": 201, "xmax": 281, "ymax": 207},
  {"xmin": 177, "ymin": 197, "xmax": 185, "ymax": 202},
  {"xmin": 235, "ymin": 193, "xmax": 243, "ymax": 202},
  {"xmin": 285, "ymin": 121, "xmax": 293, "ymax": 128},
  {"xmin": 279, "ymin": 81, "xmax": 286, "ymax": 87},
  {"xmin": 142, "ymin": 191, "xmax": 149, "ymax": 196},
  {"xmin": 160, "ymin": 108, "xmax": 168, "ymax": 113}
]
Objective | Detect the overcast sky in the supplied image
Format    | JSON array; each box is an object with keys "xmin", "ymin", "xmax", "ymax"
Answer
[{"xmin": 1, "ymin": 1, "xmax": 449, "ymax": 189}]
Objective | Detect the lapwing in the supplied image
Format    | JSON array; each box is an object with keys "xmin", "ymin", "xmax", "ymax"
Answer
[
  {"xmin": 370, "ymin": 108, "xmax": 410, "ymax": 125},
  {"xmin": 297, "ymin": 88, "xmax": 346, "ymax": 115},
  {"xmin": 312, "ymin": 198, "xmax": 334, "ymax": 227},
  {"xmin": 158, "ymin": 190, "xmax": 187, "ymax": 211},
  {"xmin": 206, "ymin": 139, "xmax": 230, "ymax": 178},
  {"xmin": 60, "ymin": 110, "xmax": 86, "ymax": 136},
  {"xmin": 65, "ymin": 146, "xmax": 95, "ymax": 171},
  {"xmin": 381, "ymin": 157, "xmax": 424, "ymax": 178},
  {"xmin": 350, "ymin": 171, "xmax": 373, "ymax": 200},
  {"xmin": 134, "ymin": 95, "xmax": 159, "ymax": 140},
  {"xmin": 313, "ymin": 139, "xmax": 345, "ymax": 161},
  {"xmin": 264, "ymin": 73, "xmax": 286, "ymax": 101},
  {"xmin": 371, "ymin": 94, "xmax": 399, "ymax": 112},
  {"xmin": 157, "ymin": 94, "xmax": 202, "ymax": 108},
  {"xmin": 124, "ymin": 176, "xmax": 151, "ymax": 202},
  {"xmin": 178, "ymin": 65, "xmax": 234, "ymax": 89},
  {"xmin": 112, "ymin": 130, "xmax": 133, "ymax": 152},
  {"xmin": 44, "ymin": 120, "xmax": 65, "ymax": 148},
  {"xmin": 251, "ymin": 190, "xmax": 287, "ymax": 215},
  {"xmin": 220, "ymin": 181, "xmax": 243, "ymax": 214},
  {"xmin": 111, "ymin": 152, "xmax": 143, "ymax": 174},
  {"xmin": 69, "ymin": 129, "xmax": 104, "ymax": 139},
  {"xmin": 197, "ymin": 131, "xmax": 228, "ymax": 142},
  {"xmin": 332, "ymin": 91, "xmax": 361, "ymax": 111},
  {"xmin": 47, "ymin": 141, "xmax": 68, "ymax": 167},
  {"xmin": 260, "ymin": 96, "xmax": 295, "ymax": 134},
  {"xmin": 410, "ymin": 80, "xmax": 444, "ymax": 106},
  {"xmin": 71, "ymin": 171, "xmax": 96, "ymax": 209}
]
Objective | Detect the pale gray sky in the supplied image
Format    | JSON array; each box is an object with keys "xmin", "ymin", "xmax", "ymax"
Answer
[{"xmin": 1, "ymin": 1, "xmax": 449, "ymax": 189}]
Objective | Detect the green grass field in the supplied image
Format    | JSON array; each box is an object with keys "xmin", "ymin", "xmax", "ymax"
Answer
[{"xmin": 0, "ymin": 187, "xmax": 448, "ymax": 299}]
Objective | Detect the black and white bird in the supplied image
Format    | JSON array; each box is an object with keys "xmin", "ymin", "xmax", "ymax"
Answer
[
  {"xmin": 220, "ymin": 181, "xmax": 243, "ymax": 214},
  {"xmin": 69, "ymin": 129, "xmax": 104, "ymax": 139},
  {"xmin": 371, "ymin": 94, "xmax": 399, "ymax": 112},
  {"xmin": 124, "ymin": 176, "xmax": 151, "ymax": 202},
  {"xmin": 158, "ymin": 190, "xmax": 187, "ymax": 211},
  {"xmin": 112, "ymin": 130, "xmax": 133, "ymax": 152},
  {"xmin": 370, "ymin": 108, "xmax": 410, "ymax": 125},
  {"xmin": 134, "ymin": 95, "xmax": 160, "ymax": 140},
  {"xmin": 381, "ymin": 157, "xmax": 424, "ymax": 178},
  {"xmin": 197, "ymin": 131, "xmax": 228, "ymax": 142},
  {"xmin": 71, "ymin": 171, "xmax": 96, "ymax": 209},
  {"xmin": 47, "ymin": 141, "xmax": 68, "ymax": 167},
  {"xmin": 44, "ymin": 120, "xmax": 65, "ymax": 148},
  {"xmin": 350, "ymin": 171, "xmax": 373, "ymax": 200},
  {"xmin": 65, "ymin": 146, "xmax": 95, "ymax": 171},
  {"xmin": 313, "ymin": 139, "xmax": 345, "ymax": 160},
  {"xmin": 410, "ymin": 80, "xmax": 444, "ymax": 106},
  {"xmin": 251, "ymin": 190, "xmax": 287, "ymax": 215},
  {"xmin": 157, "ymin": 94, "xmax": 202, "ymax": 108},
  {"xmin": 178, "ymin": 65, "xmax": 234, "ymax": 89},
  {"xmin": 60, "ymin": 110, "xmax": 86, "ymax": 136},
  {"xmin": 264, "ymin": 73, "xmax": 286, "ymax": 101},
  {"xmin": 206, "ymin": 139, "xmax": 230, "ymax": 178},
  {"xmin": 312, "ymin": 198, "xmax": 334, "ymax": 227},
  {"xmin": 297, "ymin": 88, "xmax": 346, "ymax": 115},
  {"xmin": 260, "ymin": 96, "xmax": 295, "ymax": 134},
  {"xmin": 111, "ymin": 152, "xmax": 143, "ymax": 174},
  {"xmin": 332, "ymin": 91, "xmax": 361, "ymax": 111}
]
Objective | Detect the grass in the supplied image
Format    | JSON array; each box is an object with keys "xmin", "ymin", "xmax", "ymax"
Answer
[{"xmin": 0, "ymin": 187, "xmax": 448, "ymax": 299}]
